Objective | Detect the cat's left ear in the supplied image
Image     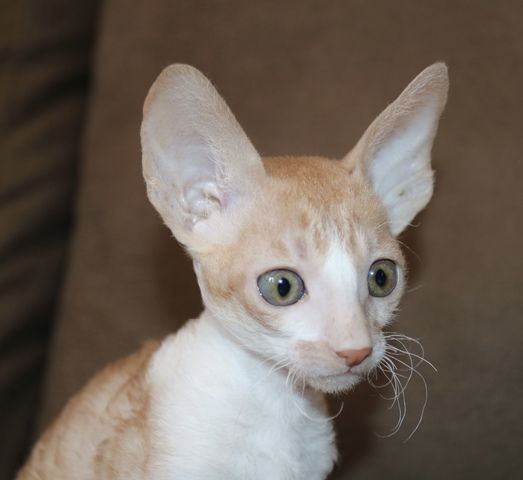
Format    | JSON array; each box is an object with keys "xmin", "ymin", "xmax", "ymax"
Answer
[{"xmin": 344, "ymin": 63, "xmax": 449, "ymax": 236}]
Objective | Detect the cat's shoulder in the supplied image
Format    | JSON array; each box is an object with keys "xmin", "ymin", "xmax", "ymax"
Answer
[{"xmin": 18, "ymin": 340, "xmax": 161, "ymax": 479}]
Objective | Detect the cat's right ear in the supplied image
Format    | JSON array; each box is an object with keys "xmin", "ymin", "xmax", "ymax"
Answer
[{"xmin": 141, "ymin": 64, "xmax": 264, "ymax": 248}]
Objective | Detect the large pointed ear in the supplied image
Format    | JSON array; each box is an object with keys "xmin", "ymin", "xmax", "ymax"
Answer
[
  {"xmin": 345, "ymin": 63, "xmax": 449, "ymax": 236},
  {"xmin": 141, "ymin": 64, "xmax": 264, "ymax": 247}
]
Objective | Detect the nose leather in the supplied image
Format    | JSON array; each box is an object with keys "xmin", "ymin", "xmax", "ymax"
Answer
[{"xmin": 336, "ymin": 347, "xmax": 372, "ymax": 367}]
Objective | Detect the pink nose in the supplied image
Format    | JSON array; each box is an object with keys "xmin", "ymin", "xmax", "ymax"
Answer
[{"xmin": 336, "ymin": 347, "xmax": 372, "ymax": 367}]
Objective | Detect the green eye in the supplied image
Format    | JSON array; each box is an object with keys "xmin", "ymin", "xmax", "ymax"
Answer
[
  {"xmin": 257, "ymin": 269, "xmax": 306, "ymax": 306},
  {"xmin": 368, "ymin": 259, "xmax": 398, "ymax": 297}
]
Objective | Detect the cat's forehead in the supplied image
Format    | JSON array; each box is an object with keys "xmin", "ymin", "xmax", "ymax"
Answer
[
  {"xmin": 263, "ymin": 156, "xmax": 357, "ymax": 205},
  {"xmin": 257, "ymin": 156, "xmax": 391, "ymax": 256}
]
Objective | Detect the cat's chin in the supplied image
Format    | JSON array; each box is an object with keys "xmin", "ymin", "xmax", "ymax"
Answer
[{"xmin": 306, "ymin": 371, "xmax": 364, "ymax": 394}]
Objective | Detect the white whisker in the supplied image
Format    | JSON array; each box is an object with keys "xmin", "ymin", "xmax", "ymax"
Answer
[
  {"xmin": 403, "ymin": 367, "xmax": 429, "ymax": 442},
  {"xmin": 368, "ymin": 331, "xmax": 435, "ymax": 441}
]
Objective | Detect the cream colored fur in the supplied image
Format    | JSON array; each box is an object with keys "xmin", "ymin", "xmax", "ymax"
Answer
[{"xmin": 18, "ymin": 63, "xmax": 448, "ymax": 479}]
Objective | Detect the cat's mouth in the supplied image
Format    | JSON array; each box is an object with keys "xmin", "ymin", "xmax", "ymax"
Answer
[
  {"xmin": 289, "ymin": 339, "xmax": 381, "ymax": 392},
  {"xmin": 290, "ymin": 360, "xmax": 374, "ymax": 394},
  {"xmin": 303, "ymin": 368, "xmax": 366, "ymax": 394},
  {"xmin": 320, "ymin": 369, "xmax": 357, "ymax": 378},
  {"xmin": 318, "ymin": 362, "xmax": 376, "ymax": 382}
]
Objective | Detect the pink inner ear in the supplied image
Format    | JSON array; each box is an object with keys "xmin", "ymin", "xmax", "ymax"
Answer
[{"xmin": 221, "ymin": 188, "xmax": 238, "ymax": 210}]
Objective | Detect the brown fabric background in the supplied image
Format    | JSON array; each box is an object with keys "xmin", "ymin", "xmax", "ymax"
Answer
[
  {"xmin": 0, "ymin": 1, "xmax": 99, "ymax": 478},
  {"xmin": 1, "ymin": 1, "xmax": 521, "ymax": 479}
]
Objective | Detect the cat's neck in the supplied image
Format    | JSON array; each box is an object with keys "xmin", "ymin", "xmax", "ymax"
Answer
[
  {"xmin": 148, "ymin": 309, "xmax": 337, "ymax": 478},
  {"xmin": 151, "ymin": 307, "xmax": 332, "ymax": 433},
  {"xmin": 196, "ymin": 308, "xmax": 324, "ymax": 407},
  {"xmin": 197, "ymin": 308, "xmax": 288, "ymax": 385}
]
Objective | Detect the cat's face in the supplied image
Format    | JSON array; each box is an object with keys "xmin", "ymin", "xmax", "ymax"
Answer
[
  {"xmin": 196, "ymin": 157, "xmax": 406, "ymax": 393},
  {"xmin": 141, "ymin": 63, "xmax": 448, "ymax": 394}
]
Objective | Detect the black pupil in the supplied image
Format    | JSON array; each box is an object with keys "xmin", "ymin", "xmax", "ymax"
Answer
[
  {"xmin": 375, "ymin": 269, "xmax": 387, "ymax": 288},
  {"xmin": 277, "ymin": 277, "xmax": 291, "ymax": 297}
]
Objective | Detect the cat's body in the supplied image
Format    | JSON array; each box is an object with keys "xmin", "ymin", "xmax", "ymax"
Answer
[
  {"xmin": 22, "ymin": 313, "xmax": 335, "ymax": 479},
  {"xmin": 19, "ymin": 64, "xmax": 448, "ymax": 479}
]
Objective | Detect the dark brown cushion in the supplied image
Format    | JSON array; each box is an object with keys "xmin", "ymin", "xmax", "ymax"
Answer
[{"xmin": 0, "ymin": 1, "xmax": 99, "ymax": 477}]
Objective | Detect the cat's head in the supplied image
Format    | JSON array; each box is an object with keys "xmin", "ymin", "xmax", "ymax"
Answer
[{"xmin": 141, "ymin": 64, "xmax": 448, "ymax": 393}]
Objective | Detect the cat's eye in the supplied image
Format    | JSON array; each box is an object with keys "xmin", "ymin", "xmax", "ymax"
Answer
[
  {"xmin": 368, "ymin": 259, "xmax": 398, "ymax": 297},
  {"xmin": 257, "ymin": 269, "xmax": 306, "ymax": 306}
]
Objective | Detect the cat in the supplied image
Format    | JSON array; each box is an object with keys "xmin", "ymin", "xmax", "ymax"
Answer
[{"xmin": 18, "ymin": 62, "xmax": 448, "ymax": 479}]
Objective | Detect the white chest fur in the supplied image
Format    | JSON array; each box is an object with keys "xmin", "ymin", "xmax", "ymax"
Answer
[{"xmin": 145, "ymin": 314, "xmax": 337, "ymax": 479}]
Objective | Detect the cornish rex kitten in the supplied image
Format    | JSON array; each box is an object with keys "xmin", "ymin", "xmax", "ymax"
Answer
[{"xmin": 18, "ymin": 63, "xmax": 448, "ymax": 479}]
